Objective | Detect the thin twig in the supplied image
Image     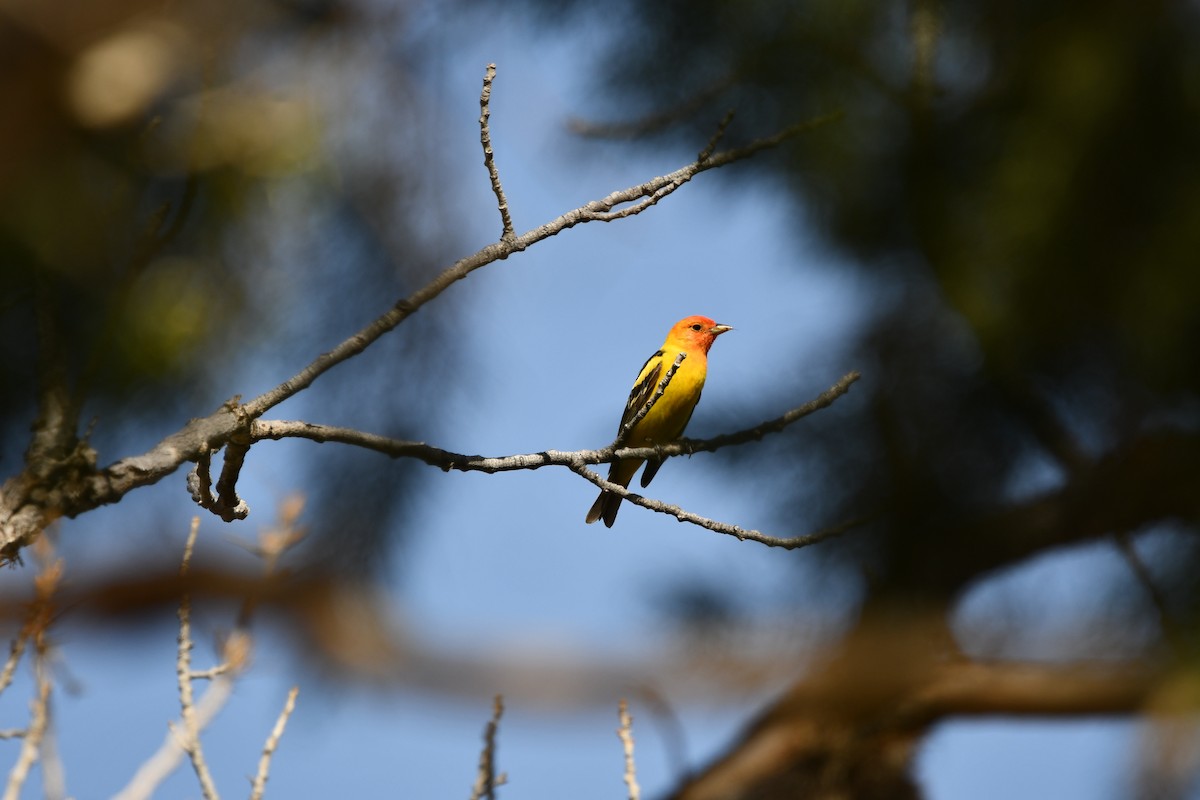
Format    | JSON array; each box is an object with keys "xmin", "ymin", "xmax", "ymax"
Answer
[
  {"xmin": 479, "ymin": 64, "xmax": 515, "ymax": 242},
  {"xmin": 697, "ymin": 110, "xmax": 736, "ymax": 164},
  {"xmin": 0, "ymin": 550, "xmax": 63, "ymax": 699},
  {"xmin": 2, "ymin": 540, "xmax": 62, "ymax": 800},
  {"xmin": 616, "ymin": 352, "xmax": 687, "ymax": 446},
  {"xmin": 2, "ymin": 651, "xmax": 51, "ymax": 800},
  {"xmin": 571, "ymin": 463, "xmax": 867, "ymax": 548},
  {"xmin": 119, "ymin": 500, "xmax": 301, "ymax": 800},
  {"xmin": 0, "ymin": 631, "xmax": 28, "ymax": 700},
  {"xmin": 175, "ymin": 517, "xmax": 221, "ymax": 800},
  {"xmin": 617, "ymin": 699, "xmax": 641, "ymax": 800},
  {"xmin": 186, "ymin": 445, "xmax": 215, "ymax": 509},
  {"xmin": 189, "ymin": 663, "xmax": 234, "ymax": 681},
  {"xmin": 249, "ymin": 686, "xmax": 299, "ymax": 800},
  {"xmin": 113, "ymin": 674, "xmax": 236, "ymax": 800},
  {"xmin": 468, "ymin": 695, "xmax": 506, "ymax": 800}
]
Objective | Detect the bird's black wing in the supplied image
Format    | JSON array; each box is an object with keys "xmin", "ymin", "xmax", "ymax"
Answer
[{"xmin": 617, "ymin": 349, "xmax": 664, "ymax": 435}]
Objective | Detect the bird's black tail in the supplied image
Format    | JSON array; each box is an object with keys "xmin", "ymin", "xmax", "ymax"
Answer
[{"xmin": 585, "ymin": 489, "xmax": 622, "ymax": 527}]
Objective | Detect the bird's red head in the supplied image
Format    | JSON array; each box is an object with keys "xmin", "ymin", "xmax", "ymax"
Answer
[{"xmin": 666, "ymin": 315, "xmax": 734, "ymax": 354}]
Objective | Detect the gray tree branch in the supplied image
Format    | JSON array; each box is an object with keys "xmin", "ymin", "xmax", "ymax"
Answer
[{"xmin": 0, "ymin": 63, "xmax": 844, "ymax": 562}]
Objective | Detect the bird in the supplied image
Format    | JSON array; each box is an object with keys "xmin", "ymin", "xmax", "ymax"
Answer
[{"xmin": 585, "ymin": 315, "xmax": 733, "ymax": 527}]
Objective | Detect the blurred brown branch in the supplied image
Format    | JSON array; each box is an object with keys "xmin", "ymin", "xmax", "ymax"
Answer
[{"xmin": 669, "ymin": 617, "xmax": 1182, "ymax": 800}]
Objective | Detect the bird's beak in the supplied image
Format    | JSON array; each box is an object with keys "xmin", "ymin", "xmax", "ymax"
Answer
[{"xmin": 710, "ymin": 324, "xmax": 733, "ymax": 336}]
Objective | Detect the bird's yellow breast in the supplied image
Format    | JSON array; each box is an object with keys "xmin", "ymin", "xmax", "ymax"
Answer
[{"xmin": 628, "ymin": 349, "xmax": 707, "ymax": 446}]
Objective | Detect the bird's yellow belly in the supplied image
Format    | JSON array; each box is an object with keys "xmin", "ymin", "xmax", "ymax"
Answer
[{"xmin": 630, "ymin": 355, "xmax": 706, "ymax": 445}]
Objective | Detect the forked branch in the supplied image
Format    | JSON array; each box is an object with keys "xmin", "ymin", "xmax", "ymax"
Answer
[{"xmin": 0, "ymin": 62, "xmax": 845, "ymax": 561}]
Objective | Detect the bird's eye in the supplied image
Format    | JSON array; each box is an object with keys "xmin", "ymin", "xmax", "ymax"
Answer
[{"xmin": 691, "ymin": 323, "xmax": 702, "ymax": 331}]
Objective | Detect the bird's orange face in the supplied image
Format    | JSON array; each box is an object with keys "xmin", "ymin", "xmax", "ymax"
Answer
[{"xmin": 669, "ymin": 315, "xmax": 733, "ymax": 354}]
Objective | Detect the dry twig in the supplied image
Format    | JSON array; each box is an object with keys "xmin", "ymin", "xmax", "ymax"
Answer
[
  {"xmin": 479, "ymin": 64, "xmax": 515, "ymax": 242},
  {"xmin": 113, "ymin": 675, "xmax": 235, "ymax": 800},
  {"xmin": 249, "ymin": 686, "xmax": 299, "ymax": 800},
  {"xmin": 118, "ymin": 500, "xmax": 304, "ymax": 800},
  {"xmin": 468, "ymin": 695, "xmax": 506, "ymax": 800},
  {"xmin": 2, "ymin": 655, "xmax": 51, "ymax": 800},
  {"xmin": 175, "ymin": 517, "xmax": 221, "ymax": 800},
  {"xmin": 2, "ymin": 547, "xmax": 61, "ymax": 800},
  {"xmin": 617, "ymin": 699, "xmax": 641, "ymax": 800}
]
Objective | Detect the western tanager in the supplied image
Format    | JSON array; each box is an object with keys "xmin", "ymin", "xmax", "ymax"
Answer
[{"xmin": 585, "ymin": 315, "xmax": 733, "ymax": 527}]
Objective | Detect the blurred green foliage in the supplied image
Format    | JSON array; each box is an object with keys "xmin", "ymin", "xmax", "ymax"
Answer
[{"xmin": 0, "ymin": 0, "xmax": 458, "ymax": 576}]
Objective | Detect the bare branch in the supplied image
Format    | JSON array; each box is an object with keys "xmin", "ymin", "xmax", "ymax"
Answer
[
  {"xmin": 186, "ymin": 445, "xmax": 216, "ymax": 511},
  {"xmin": 0, "ymin": 86, "xmax": 843, "ymax": 559},
  {"xmin": 186, "ymin": 404, "xmax": 251, "ymax": 522},
  {"xmin": 234, "ymin": 106, "xmax": 844, "ymax": 423},
  {"xmin": 248, "ymin": 372, "xmax": 863, "ymax": 545},
  {"xmin": 468, "ymin": 695, "xmax": 506, "ymax": 800},
  {"xmin": 119, "ymin": 501, "xmax": 297, "ymax": 800},
  {"xmin": 213, "ymin": 441, "xmax": 251, "ymax": 522},
  {"xmin": 0, "ymin": 631, "xmax": 28, "ymax": 702},
  {"xmin": 251, "ymin": 372, "xmax": 861, "ymax": 474},
  {"xmin": 2, "ymin": 651, "xmax": 51, "ymax": 800},
  {"xmin": 249, "ymin": 686, "xmax": 299, "ymax": 800},
  {"xmin": 479, "ymin": 64, "xmax": 515, "ymax": 242},
  {"xmin": 617, "ymin": 700, "xmax": 641, "ymax": 800},
  {"xmin": 189, "ymin": 664, "xmax": 234, "ymax": 681},
  {"xmin": 675, "ymin": 370, "xmax": 861, "ymax": 453},
  {"xmin": 175, "ymin": 517, "xmax": 221, "ymax": 800},
  {"xmin": 3, "ymin": 546, "xmax": 60, "ymax": 800},
  {"xmin": 114, "ymin": 664, "xmax": 236, "ymax": 800},
  {"xmin": 0, "ymin": 546, "xmax": 64, "ymax": 699}
]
